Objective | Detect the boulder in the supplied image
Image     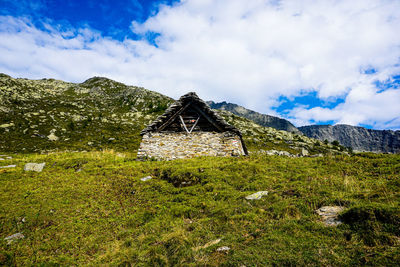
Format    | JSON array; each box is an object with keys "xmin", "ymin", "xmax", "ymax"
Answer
[
  {"xmin": 47, "ymin": 133, "xmax": 59, "ymax": 141},
  {"xmin": 216, "ymin": 246, "xmax": 230, "ymax": 252},
  {"xmin": 0, "ymin": 165, "xmax": 16, "ymax": 169},
  {"xmin": 245, "ymin": 191, "xmax": 268, "ymax": 200},
  {"xmin": 140, "ymin": 176, "xmax": 152, "ymax": 181},
  {"xmin": 4, "ymin": 233, "xmax": 24, "ymax": 244},
  {"xmin": 301, "ymin": 148, "xmax": 309, "ymax": 156},
  {"xmin": 316, "ymin": 206, "xmax": 345, "ymax": 226},
  {"xmin": 24, "ymin": 163, "xmax": 45, "ymax": 172}
]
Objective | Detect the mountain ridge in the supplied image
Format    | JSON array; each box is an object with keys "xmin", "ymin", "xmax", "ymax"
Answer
[
  {"xmin": 298, "ymin": 124, "xmax": 400, "ymax": 153},
  {"xmin": 207, "ymin": 101, "xmax": 300, "ymax": 134}
]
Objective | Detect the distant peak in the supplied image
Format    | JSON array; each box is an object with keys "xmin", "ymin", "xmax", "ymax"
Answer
[
  {"xmin": 0, "ymin": 73, "xmax": 12, "ymax": 79},
  {"xmin": 82, "ymin": 76, "xmax": 112, "ymax": 83}
]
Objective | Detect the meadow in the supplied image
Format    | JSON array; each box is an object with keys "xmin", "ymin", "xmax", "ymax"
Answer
[{"xmin": 1, "ymin": 151, "xmax": 399, "ymax": 266}]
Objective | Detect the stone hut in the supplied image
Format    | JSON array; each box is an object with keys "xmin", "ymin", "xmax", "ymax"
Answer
[{"xmin": 137, "ymin": 92, "xmax": 248, "ymax": 160}]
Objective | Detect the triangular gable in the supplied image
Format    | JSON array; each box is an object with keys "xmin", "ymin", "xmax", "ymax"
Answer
[{"xmin": 140, "ymin": 92, "xmax": 241, "ymax": 136}]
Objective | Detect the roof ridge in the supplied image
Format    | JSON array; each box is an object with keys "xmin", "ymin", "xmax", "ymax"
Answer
[{"xmin": 140, "ymin": 92, "xmax": 242, "ymax": 136}]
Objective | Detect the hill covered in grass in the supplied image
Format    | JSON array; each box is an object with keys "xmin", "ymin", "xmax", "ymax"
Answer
[
  {"xmin": 0, "ymin": 74, "xmax": 347, "ymax": 156},
  {"xmin": 1, "ymin": 151, "xmax": 399, "ymax": 265}
]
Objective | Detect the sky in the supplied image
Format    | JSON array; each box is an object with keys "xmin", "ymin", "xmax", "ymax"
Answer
[{"xmin": 1, "ymin": 0, "xmax": 400, "ymax": 130}]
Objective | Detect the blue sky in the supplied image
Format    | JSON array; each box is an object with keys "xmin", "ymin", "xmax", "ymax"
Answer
[
  {"xmin": 1, "ymin": 0, "xmax": 177, "ymax": 40},
  {"xmin": 1, "ymin": 0, "xmax": 400, "ymax": 130}
]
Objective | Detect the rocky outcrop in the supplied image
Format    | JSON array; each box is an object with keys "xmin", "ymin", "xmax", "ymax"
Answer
[
  {"xmin": 299, "ymin": 124, "xmax": 400, "ymax": 153},
  {"xmin": 207, "ymin": 101, "xmax": 300, "ymax": 134}
]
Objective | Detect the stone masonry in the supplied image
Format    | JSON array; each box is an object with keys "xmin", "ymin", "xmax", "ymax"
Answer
[{"xmin": 137, "ymin": 132, "xmax": 245, "ymax": 160}]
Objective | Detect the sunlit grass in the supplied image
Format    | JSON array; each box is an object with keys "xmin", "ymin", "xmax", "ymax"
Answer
[{"xmin": 1, "ymin": 152, "xmax": 399, "ymax": 265}]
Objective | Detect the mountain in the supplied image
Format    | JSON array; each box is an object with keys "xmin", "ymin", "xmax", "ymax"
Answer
[
  {"xmin": 0, "ymin": 74, "xmax": 344, "ymax": 156},
  {"xmin": 207, "ymin": 101, "xmax": 300, "ymax": 134},
  {"xmin": 299, "ymin": 124, "xmax": 400, "ymax": 153},
  {"xmin": 207, "ymin": 100, "xmax": 400, "ymax": 154},
  {"xmin": 0, "ymin": 74, "xmax": 173, "ymax": 152}
]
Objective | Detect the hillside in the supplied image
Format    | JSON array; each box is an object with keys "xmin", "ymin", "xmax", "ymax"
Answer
[
  {"xmin": 0, "ymin": 74, "xmax": 173, "ymax": 153},
  {"xmin": 0, "ymin": 74, "xmax": 345, "ymax": 156},
  {"xmin": 299, "ymin": 124, "xmax": 400, "ymax": 153},
  {"xmin": 207, "ymin": 101, "xmax": 300, "ymax": 134}
]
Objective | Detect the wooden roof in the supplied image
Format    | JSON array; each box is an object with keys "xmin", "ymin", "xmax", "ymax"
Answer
[{"xmin": 140, "ymin": 92, "xmax": 242, "ymax": 136}]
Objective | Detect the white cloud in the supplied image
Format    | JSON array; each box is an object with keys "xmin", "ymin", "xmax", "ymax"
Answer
[{"xmin": 1, "ymin": 0, "xmax": 400, "ymax": 129}]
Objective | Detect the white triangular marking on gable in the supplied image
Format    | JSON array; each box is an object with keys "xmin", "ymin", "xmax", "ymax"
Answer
[{"xmin": 179, "ymin": 115, "xmax": 200, "ymax": 133}]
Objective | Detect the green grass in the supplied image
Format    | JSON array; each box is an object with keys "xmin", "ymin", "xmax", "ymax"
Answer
[{"xmin": 1, "ymin": 151, "xmax": 399, "ymax": 266}]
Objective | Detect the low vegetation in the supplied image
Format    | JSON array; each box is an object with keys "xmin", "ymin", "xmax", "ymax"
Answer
[{"xmin": 1, "ymin": 151, "xmax": 399, "ymax": 265}]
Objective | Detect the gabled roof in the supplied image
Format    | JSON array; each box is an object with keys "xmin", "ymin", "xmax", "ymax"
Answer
[{"xmin": 140, "ymin": 92, "xmax": 242, "ymax": 136}]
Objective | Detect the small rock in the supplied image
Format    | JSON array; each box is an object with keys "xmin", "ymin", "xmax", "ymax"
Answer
[
  {"xmin": 0, "ymin": 165, "xmax": 16, "ymax": 169},
  {"xmin": 4, "ymin": 233, "xmax": 24, "ymax": 244},
  {"xmin": 108, "ymin": 137, "xmax": 115, "ymax": 141},
  {"xmin": 47, "ymin": 132, "xmax": 59, "ymax": 141},
  {"xmin": 24, "ymin": 163, "xmax": 45, "ymax": 172},
  {"xmin": 216, "ymin": 246, "xmax": 230, "ymax": 252},
  {"xmin": 245, "ymin": 191, "xmax": 268, "ymax": 200},
  {"xmin": 0, "ymin": 158, "xmax": 4, "ymax": 160},
  {"xmin": 310, "ymin": 153, "xmax": 324, "ymax": 158},
  {"xmin": 140, "ymin": 176, "xmax": 152, "ymax": 181},
  {"xmin": 301, "ymin": 148, "xmax": 309, "ymax": 156},
  {"xmin": 316, "ymin": 206, "xmax": 345, "ymax": 226}
]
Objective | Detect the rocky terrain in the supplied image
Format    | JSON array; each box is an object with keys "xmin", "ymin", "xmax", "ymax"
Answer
[
  {"xmin": 207, "ymin": 101, "xmax": 300, "ymax": 134},
  {"xmin": 0, "ymin": 74, "xmax": 345, "ymax": 156},
  {"xmin": 299, "ymin": 124, "xmax": 400, "ymax": 153},
  {"xmin": 208, "ymin": 100, "xmax": 400, "ymax": 154}
]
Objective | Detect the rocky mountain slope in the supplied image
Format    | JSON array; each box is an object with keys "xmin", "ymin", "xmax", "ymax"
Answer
[
  {"xmin": 0, "ymin": 74, "xmax": 345, "ymax": 156},
  {"xmin": 207, "ymin": 101, "xmax": 300, "ymax": 134},
  {"xmin": 208, "ymin": 100, "xmax": 400, "ymax": 154},
  {"xmin": 299, "ymin": 124, "xmax": 400, "ymax": 153}
]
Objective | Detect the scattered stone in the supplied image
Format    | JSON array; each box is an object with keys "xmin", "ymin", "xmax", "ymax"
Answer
[
  {"xmin": 310, "ymin": 153, "xmax": 324, "ymax": 158},
  {"xmin": 140, "ymin": 176, "xmax": 152, "ymax": 181},
  {"xmin": 0, "ymin": 158, "xmax": 4, "ymax": 161},
  {"xmin": 47, "ymin": 132, "xmax": 59, "ymax": 141},
  {"xmin": 264, "ymin": 150, "xmax": 296, "ymax": 157},
  {"xmin": 0, "ymin": 123, "xmax": 14, "ymax": 128},
  {"xmin": 108, "ymin": 137, "xmax": 115, "ymax": 141},
  {"xmin": 216, "ymin": 246, "xmax": 230, "ymax": 252},
  {"xmin": 301, "ymin": 148, "xmax": 309, "ymax": 156},
  {"xmin": 193, "ymin": 238, "xmax": 221, "ymax": 251},
  {"xmin": 245, "ymin": 191, "xmax": 268, "ymax": 200},
  {"xmin": 4, "ymin": 233, "xmax": 24, "ymax": 244},
  {"xmin": 6, "ymin": 156, "xmax": 12, "ymax": 159},
  {"xmin": 316, "ymin": 206, "xmax": 345, "ymax": 226},
  {"xmin": 0, "ymin": 165, "xmax": 16, "ymax": 169},
  {"xmin": 24, "ymin": 163, "xmax": 45, "ymax": 172}
]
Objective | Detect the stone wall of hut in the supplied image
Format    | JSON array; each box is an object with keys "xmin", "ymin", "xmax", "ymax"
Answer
[{"xmin": 137, "ymin": 132, "xmax": 245, "ymax": 160}]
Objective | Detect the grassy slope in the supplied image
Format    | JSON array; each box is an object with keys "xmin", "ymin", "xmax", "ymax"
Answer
[
  {"xmin": 0, "ymin": 74, "xmax": 173, "ymax": 153},
  {"xmin": 1, "ymin": 151, "xmax": 399, "ymax": 266}
]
